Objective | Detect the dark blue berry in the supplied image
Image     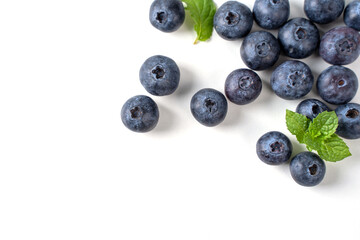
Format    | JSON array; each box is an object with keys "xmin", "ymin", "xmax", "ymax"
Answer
[
  {"xmin": 224, "ymin": 69, "xmax": 262, "ymax": 105},
  {"xmin": 240, "ymin": 31, "xmax": 280, "ymax": 71},
  {"xmin": 121, "ymin": 95, "xmax": 159, "ymax": 133},
  {"xmin": 213, "ymin": 1, "xmax": 253, "ymax": 40},
  {"xmin": 290, "ymin": 152, "xmax": 326, "ymax": 187},
  {"xmin": 296, "ymin": 99, "xmax": 331, "ymax": 120},
  {"xmin": 316, "ymin": 65, "xmax": 358, "ymax": 105},
  {"xmin": 256, "ymin": 131, "xmax": 293, "ymax": 165},
  {"xmin": 344, "ymin": 1, "xmax": 360, "ymax": 31},
  {"xmin": 335, "ymin": 103, "xmax": 360, "ymax": 139},
  {"xmin": 139, "ymin": 55, "xmax": 180, "ymax": 96},
  {"xmin": 270, "ymin": 60, "xmax": 314, "ymax": 100},
  {"xmin": 304, "ymin": 0, "xmax": 345, "ymax": 24},
  {"xmin": 253, "ymin": 0, "xmax": 290, "ymax": 30},
  {"xmin": 149, "ymin": 0, "xmax": 185, "ymax": 33},
  {"xmin": 278, "ymin": 18, "xmax": 320, "ymax": 59},
  {"xmin": 190, "ymin": 88, "xmax": 228, "ymax": 127},
  {"xmin": 319, "ymin": 26, "xmax": 360, "ymax": 65}
]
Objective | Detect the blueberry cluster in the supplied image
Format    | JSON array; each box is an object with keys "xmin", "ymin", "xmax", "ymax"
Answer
[
  {"xmin": 121, "ymin": 0, "xmax": 360, "ymax": 186},
  {"xmin": 256, "ymin": 131, "xmax": 326, "ymax": 187}
]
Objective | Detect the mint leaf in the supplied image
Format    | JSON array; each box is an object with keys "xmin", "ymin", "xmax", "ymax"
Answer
[
  {"xmin": 182, "ymin": 0, "xmax": 217, "ymax": 44},
  {"xmin": 303, "ymin": 131, "xmax": 322, "ymax": 152},
  {"xmin": 286, "ymin": 109, "xmax": 352, "ymax": 162},
  {"xmin": 317, "ymin": 134, "xmax": 352, "ymax": 162},
  {"xmin": 286, "ymin": 109, "xmax": 311, "ymax": 143},
  {"xmin": 307, "ymin": 111, "xmax": 338, "ymax": 139}
]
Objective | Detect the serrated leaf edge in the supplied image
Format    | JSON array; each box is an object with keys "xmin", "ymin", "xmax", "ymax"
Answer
[
  {"xmin": 182, "ymin": 0, "xmax": 216, "ymax": 44},
  {"xmin": 285, "ymin": 110, "xmax": 352, "ymax": 162}
]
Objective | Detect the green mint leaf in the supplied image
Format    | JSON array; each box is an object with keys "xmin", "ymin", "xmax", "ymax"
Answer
[
  {"xmin": 286, "ymin": 109, "xmax": 311, "ymax": 143},
  {"xmin": 303, "ymin": 131, "xmax": 322, "ymax": 152},
  {"xmin": 307, "ymin": 111, "xmax": 338, "ymax": 139},
  {"xmin": 286, "ymin": 109, "xmax": 352, "ymax": 162},
  {"xmin": 182, "ymin": 0, "xmax": 217, "ymax": 44},
  {"xmin": 317, "ymin": 134, "xmax": 352, "ymax": 162}
]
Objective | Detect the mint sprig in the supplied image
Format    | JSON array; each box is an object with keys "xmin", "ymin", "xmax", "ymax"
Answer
[
  {"xmin": 182, "ymin": 0, "xmax": 217, "ymax": 44},
  {"xmin": 286, "ymin": 110, "xmax": 351, "ymax": 162},
  {"xmin": 285, "ymin": 110, "xmax": 310, "ymax": 143}
]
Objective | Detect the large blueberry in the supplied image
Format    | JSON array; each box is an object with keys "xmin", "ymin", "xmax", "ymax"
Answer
[
  {"xmin": 319, "ymin": 26, "xmax": 360, "ymax": 65},
  {"xmin": 335, "ymin": 103, "xmax": 360, "ymax": 139},
  {"xmin": 316, "ymin": 66, "xmax": 358, "ymax": 105},
  {"xmin": 296, "ymin": 99, "xmax": 331, "ymax": 120},
  {"xmin": 304, "ymin": 0, "xmax": 344, "ymax": 24},
  {"xmin": 224, "ymin": 69, "xmax": 262, "ymax": 105},
  {"xmin": 240, "ymin": 31, "xmax": 280, "ymax": 71},
  {"xmin": 139, "ymin": 55, "xmax": 180, "ymax": 96},
  {"xmin": 344, "ymin": 1, "xmax": 360, "ymax": 31},
  {"xmin": 270, "ymin": 60, "xmax": 314, "ymax": 100},
  {"xmin": 278, "ymin": 18, "xmax": 320, "ymax": 59},
  {"xmin": 256, "ymin": 131, "xmax": 293, "ymax": 165},
  {"xmin": 290, "ymin": 152, "xmax": 326, "ymax": 187},
  {"xmin": 190, "ymin": 88, "xmax": 228, "ymax": 127},
  {"xmin": 253, "ymin": 0, "xmax": 290, "ymax": 30},
  {"xmin": 121, "ymin": 95, "xmax": 159, "ymax": 133},
  {"xmin": 149, "ymin": 0, "xmax": 185, "ymax": 33},
  {"xmin": 213, "ymin": 1, "xmax": 253, "ymax": 40}
]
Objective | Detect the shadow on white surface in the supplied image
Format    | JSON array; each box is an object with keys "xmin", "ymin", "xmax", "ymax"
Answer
[
  {"xmin": 175, "ymin": 66, "xmax": 195, "ymax": 97},
  {"xmin": 290, "ymin": 141, "xmax": 307, "ymax": 157},
  {"xmin": 221, "ymin": 102, "xmax": 243, "ymax": 127},
  {"xmin": 153, "ymin": 103, "xmax": 176, "ymax": 133},
  {"xmin": 321, "ymin": 163, "xmax": 341, "ymax": 186}
]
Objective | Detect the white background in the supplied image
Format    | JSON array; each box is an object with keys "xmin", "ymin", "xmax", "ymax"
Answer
[{"xmin": 1, "ymin": 0, "xmax": 360, "ymax": 239}]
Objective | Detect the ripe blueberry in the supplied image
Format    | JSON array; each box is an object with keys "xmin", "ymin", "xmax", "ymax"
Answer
[
  {"xmin": 139, "ymin": 55, "xmax": 180, "ymax": 96},
  {"xmin": 121, "ymin": 95, "xmax": 160, "ymax": 133},
  {"xmin": 270, "ymin": 60, "xmax": 314, "ymax": 100},
  {"xmin": 240, "ymin": 31, "xmax": 280, "ymax": 71},
  {"xmin": 344, "ymin": 1, "xmax": 360, "ymax": 31},
  {"xmin": 335, "ymin": 103, "xmax": 360, "ymax": 139},
  {"xmin": 253, "ymin": 0, "xmax": 290, "ymax": 30},
  {"xmin": 316, "ymin": 65, "xmax": 358, "ymax": 105},
  {"xmin": 304, "ymin": 0, "xmax": 345, "ymax": 24},
  {"xmin": 224, "ymin": 69, "xmax": 262, "ymax": 105},
  {"xmin": 190, "ymin": 88, "xmax": 228, "ymax": 127},
  {"xmin": 290, "ymin": 152, "xmax": 326, "ymax": 187},
  {"xmin": 149, "ymin": 0, "xmax": 185, "ymax": 33},
  {"xmin": 213, "ymin": 1, "xmax": 253, "ymax": 40},
  {"xmin": 319, "ymin": 26, "xmax": 360, "ymax": 65},
  {"xmin": 278, "ymin": 18, "xmax": 320, "ymax": 59},
  {"xmin": 296, "ymin": 99, "xmax": 330, "ymax": 120},
  {"xmin": 256, "ymin": 131, "xmax": 293, "ymax": 165}
]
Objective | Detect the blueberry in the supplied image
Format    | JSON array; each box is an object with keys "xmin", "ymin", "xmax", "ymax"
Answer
[
  {"xmin": 319, "ymin": 26, "xmax": 360, "ymax": 65},
  {"xmin": 213, "ymin": 1, "xmax": 253, "ymax": 40},
  {"xmin": 256, "ymin": 131, "xmax": 293, "ymax": 165},
  {"xmin": 290, "ymin": 152, "xmax": 326, "ymax": 187},
  {"xmin": 335, "ymin": 103, "xmax": 360, "ymax": 139},
  {"xmin": 253, "ymin": 0, "xmax": 290, "ymax": 30},
  {"xmin": 344, "ymin": 1, "xmax": 360, "ymax": 31},
  {"xmin": 278, "ymin": 18, "xmax": 320, "ymax": 59},
  {"xmin": 270, "ymin": 60, "xmax": 314, "ymax": 100},
  {"xmin": 190, "ymin": 88, "xmax": 228, "ymax": 127},
  {"xmin": 139, "ymin": 55, "xmax": 180, "ymax": 96},
  {"xmin": 304, "ymin": 0, "xmax": 344, "ymax": 24},
  {"xmin": 296, "ymin": 99, "xmax": 331, "ymax": 120},
  {"xmin": 121, "ymin": 95, "xmax": 159, "ymax": 133},
  {"xmin": 224, "ymin": 69, "xmax": 262, "ymax": 105},
  {"xmin": 149, "ymin": 0, "xmax": 185, "ymax": 33},
  {"xmin": 316, "ymin": 65, "xmax": 358, "ymax": 105},
  {"xmin": 240, "ymin": 31, "xmax": 280, "ymax": 71}
]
